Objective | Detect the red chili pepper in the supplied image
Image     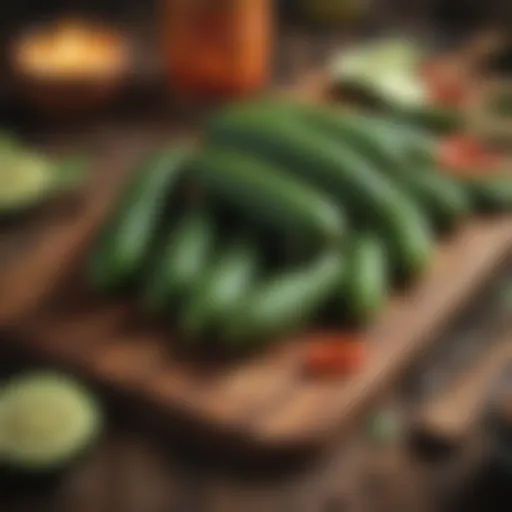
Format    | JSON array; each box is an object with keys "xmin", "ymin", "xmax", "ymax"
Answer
[
  {"xmin": 439, "ymin": 134, "xmax": 503, "ymax": 174},
  {"xmin": 420, "ymin": 60, "xmax": 469, "ymax": 107},
  {"xmin": 304, "ymin": 334, "xmax": 368, "ymax": 377}
]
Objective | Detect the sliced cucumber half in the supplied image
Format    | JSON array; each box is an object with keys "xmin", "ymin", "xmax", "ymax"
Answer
[
  {"xmin": 0, "ymin": 373, "xmax": 102, "ymax": 471},
  {"xmin": 0, "ymin": 153, "xmax": 54, "ymax": 213},
  {"xmin": 330, "ymin": 37, "xmax": 429, "ymax": 109}
]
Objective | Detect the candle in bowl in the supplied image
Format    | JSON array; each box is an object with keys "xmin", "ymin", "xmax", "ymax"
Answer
[{"xmin": 10, "ymin": 19, "xmax": 130, "ymax": 117}]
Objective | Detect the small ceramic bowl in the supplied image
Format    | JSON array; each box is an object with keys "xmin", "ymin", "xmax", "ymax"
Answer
[{"xmin": 9, "ymin": 20, "xmax": 130, "ymax": 118}]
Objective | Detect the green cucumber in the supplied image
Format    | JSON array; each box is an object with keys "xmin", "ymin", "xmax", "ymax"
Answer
[
  {"xmin": 391, "ymin": 104, "xmax": 465, "ymax": 135},
  {"xmin": 0, "ymin": 373, "xmax": 102, "ymax": 471},
  {"xmin": 318, "ymin": 109, "xmax": 439, "ymax": 168},
  {"xmin": 369, "ymin": 116, "xmax": 439, "ymax": 168},
  {"xmin": 224, "ymin": 250, "xmax": 344, "ymax": 345},
  {"xmin": 180, "ymin": 238, "xmax": 259, "ymax": 340},
  {"xmin": 144, "ymin": 210, "xmax": 216, "ymax": 312},
  {"xmin": 88, "ymin": 148, "xmax": 189, "ymax": 292},
  {"xmin": 254, "ymin": 99, "xmax": 441, "ymax": 171},
  {"xmin": 336, "ymin": 234, "xmax": 389, "ymax": 325},
  {"xmin": 462, "ymin": 173, "xmax": 512, "ymax": 213},
  {"xmin": 353, "ymin": 123, "xmax": 470, "ymax": 229},
  {"xmin": 207, "ymin": 107, "xmax": 434, "ymax": 279},
  {"xmin": 400, "ymin": 171, "xmax": 471, "ymax": 228},
  {"xmin": 283, "ymin": 105, "xmax": 470, "ymax": 229},
  {"xmin": 186, "ymin": 149, "xmax": 345, "ymax": 246}
]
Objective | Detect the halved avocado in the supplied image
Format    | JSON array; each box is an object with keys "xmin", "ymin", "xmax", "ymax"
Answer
[{"xmin": 0, "ymin": 373, "xmax": 102, "ymax": 472}]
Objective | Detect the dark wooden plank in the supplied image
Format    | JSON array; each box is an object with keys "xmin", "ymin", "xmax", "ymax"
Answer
[
  {"xmin": 198, "ymin": 476, "xmax": 286, "ymax": 512},
  {"xmin": 53, "ymin": 436, "xmax": 117, "ymax": 512},
  {"xmin": 415, "ymin": 331, "xmax": 511, "ymax": 444},
  {"xmin": 105, "ymin": 435, "xmax": 178, "ymax": 512}
]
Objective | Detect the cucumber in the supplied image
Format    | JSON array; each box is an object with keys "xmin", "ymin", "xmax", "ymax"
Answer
[
  {"xmin": 284, "ymin": 106, "xmax": 470, "ymax": 229},
  {"xmin": 462, "ymin": 173, "xmax": 512, "ymax": 213},
  {"xmin": 343, "ymin": 118, "xmax": 470, "ymax": 229},
  {"xmin": 370, "ymin": 114, "xmax": 512, "ymax": 213},
  {"xmin": 144, "ymin": 210, "xmax": 216, "ymax": 312},
  {"xmin": 0, "ymin": 373, "xmax": 102, "ymax": 471},
  {"xmin": 88, "ymin": 148, "xmax": 189, "ymax": 292},
  {"xmin": 391, "ymin": 104, "xmax": 465, "ymax": 135},
  {"xmin": 180, "ymin": 238, "xmax": 259, "ymax": 340},
  {"xmin": 328, "ymin": 111, "xmax": 438, "ymax": 167},
  {"xmin": 224, "ymin": 250, "xmax": 344, "ymax": 345},
  {"xmin": 186, "ymin": 149, "xmax": 345, "ymax": 247},
  {"xmin": 400, "ymin": 172, "xmax": 471, "ymax": 229},
  {"xmin": 373, "ymin": 117, "xmax": 439, "ymax": 168},
  {"xmin": 218, "ymin": 99, "xmax": 441, "ymax": 168},
  {"xmin": 335, "ymin": 234, "xmax": 389, "ymax": 325},
  {"xmin": 207, "ymin": 107, "xmax": 434, "ymax": 278}
]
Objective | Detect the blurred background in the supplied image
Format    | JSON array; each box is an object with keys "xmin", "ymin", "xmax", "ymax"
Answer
[{"xmin": 0, "ymin": 1, "xmax": 511, "ymax": 512}]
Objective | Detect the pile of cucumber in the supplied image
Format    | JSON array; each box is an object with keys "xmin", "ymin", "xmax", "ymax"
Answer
[{"xmin": 88, "ymin": 100, "xmax": 512, "ymax": 351}]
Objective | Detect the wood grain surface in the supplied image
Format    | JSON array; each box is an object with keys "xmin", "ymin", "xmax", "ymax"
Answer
[
  {"xmin": 2, "ymin": 199, "xmax": 511, "ymax": 457},
  {"xmin": 416, "ymin": 330, "xmax": 512, "ymax": 444},
  {"xmin": 0, "ymin": 24, "xmax": 510, "ymax": 512},
  {"xmin": 1, "ymin": 33, "xmax": 511, "ymax": 459}
]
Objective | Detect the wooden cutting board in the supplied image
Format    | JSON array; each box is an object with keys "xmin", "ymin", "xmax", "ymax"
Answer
[
  {"xmin": 1, "ymin": 61, "xmax": 512, "ymax": 458},
  {"xmin": 1, "ymin": 145, "xmax": 511, "ymax": 457}
]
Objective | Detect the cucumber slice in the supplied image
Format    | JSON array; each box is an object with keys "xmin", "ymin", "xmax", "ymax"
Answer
[
  {"xmin": 0, "ymin": 373, "xmax": 102, "ymax": 471},
  {"xmin": 0, "ymin": 153, "xmax": 54, "ymax": 213},
  {"xmin": 330, "ymin": 38, "xmax": 429, "ymax": 109}
]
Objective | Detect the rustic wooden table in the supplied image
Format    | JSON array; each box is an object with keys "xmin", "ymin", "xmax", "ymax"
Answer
[
  {"xmin": 0, "ymin": 353, "xmax": 492, "ymax": 512},
  {"xmin": 0, "ymin": 27, "xmax": 510, "ymax": 512},
  {"xmin": 0, "ymin": 356, "xmax": 445, "ymax": 512},
  {"xmin": 0, "ymin": 273, "xmax": 508, "ymax": 512}
]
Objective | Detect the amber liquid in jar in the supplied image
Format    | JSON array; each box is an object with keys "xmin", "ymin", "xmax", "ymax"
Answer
[{"xmin": 163, "ymin": 0, "xmax": 271, "ymax": 99}]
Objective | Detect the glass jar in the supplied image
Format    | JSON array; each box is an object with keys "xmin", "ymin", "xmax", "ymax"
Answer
[{"xmin": 163, "ymin": 0, "xmax": 272, "ymax": 99}]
